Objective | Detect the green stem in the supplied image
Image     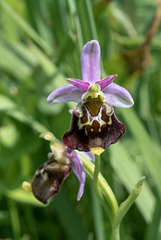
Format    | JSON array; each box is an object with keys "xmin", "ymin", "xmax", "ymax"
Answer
[
  {"xmin": 79, "ymin": 153, "xmax": 121, "ymax": 240},
  {"xmin": 78, "ymin": 153, "xmax": 123, "ymax": 240},
  {"xmin": 79, "ymin": 153, "xmax": 118, "ymax": 216},
  {"xmin": 93, "ymin": 154, "xmax": 102, "ymax": 199},
  {"xmin": 112, "ymin": 225, "xmax": 120, "ymax": 240},
  {"xmin": 91, "ymin": 186, "xmax": 106, "ymax": 240}
]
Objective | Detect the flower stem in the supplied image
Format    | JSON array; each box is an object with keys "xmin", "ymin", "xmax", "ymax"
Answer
[
  {"xmin": 93, "ymin": 154, "xmax": 102, "ymax": 199},
  {"xmin": 79, "ymin": 153, "xmax": 145, "ymax": 240},
  {"xmin": 79, "ymin": 153, "xmax": 118, "ymax": 217},
  {"xmin": 112, "ymin": 225, "xmax": 120, "ymax": 240},
  {"xmin": 79, "ymin": 153, "xmax": 120, "ymax": 239}
]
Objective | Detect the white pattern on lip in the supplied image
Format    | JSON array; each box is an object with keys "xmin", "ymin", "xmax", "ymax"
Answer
[{"xmin": 76, "ymin": 102, "xmax": 112, "ymax": 133}]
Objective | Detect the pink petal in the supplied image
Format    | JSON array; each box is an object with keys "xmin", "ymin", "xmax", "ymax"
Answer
[
  {"xmin": 67, "ymin": 78, "xmax": 89, "ymax": 92},
  {"xmin": 47, "ymin": 85, "xmax": 82, "ymax": 104},
  {"xmin": 71, "ymin": 151, "xmax": 86, "ymax": 201},
  {"xmin": 96, "ymin": 74, "xmax": 117, "ymax": 90},
  {"xmin": 81, "ymin": 40, "xmax": 101, "ymax": 83},
  {"xmin": 103, "ymin": 83, "xmax": 134, "ymax": 108}
]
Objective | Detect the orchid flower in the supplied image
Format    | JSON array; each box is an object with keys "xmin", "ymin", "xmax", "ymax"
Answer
[
  {"xmin": 23, "ymin": 132, "xmax": 94, "ymax": 203},
  {"xmin": 47, "ymin": 40, "xmax": 134, "ymax": 153}
]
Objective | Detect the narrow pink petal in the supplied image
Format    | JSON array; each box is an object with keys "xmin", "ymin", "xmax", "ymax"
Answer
[
  {"xmin": 81, "ymin": 40, "xmax": 101, "ymax": 83},
  {"xmin": 71, "ymin": 151, "xmax": 86, "ymax": 201},
  {"xmin": 96, "ymin": 74, "xmax": 117, "ymax": 90},
  {"xmin": 103, "ymin": 83, "xmax": 134, "ymax": 108},
  {"xmin": 67, "ymin": 78, "xmax": 89, "ymax": 92},
  {"xmin": 47, "ymin": 85, "xmax": 82, "ymax": 104}
]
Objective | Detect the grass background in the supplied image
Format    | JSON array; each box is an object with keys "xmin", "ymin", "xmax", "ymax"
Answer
[{"xmin": 0, "ymin": 0, "xmax": 161, "ymax": 239}]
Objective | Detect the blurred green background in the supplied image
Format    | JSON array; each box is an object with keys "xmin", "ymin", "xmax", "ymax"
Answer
[{"xmin": 0, "ymin": 0, "xmax": 161, "ymax": 239}]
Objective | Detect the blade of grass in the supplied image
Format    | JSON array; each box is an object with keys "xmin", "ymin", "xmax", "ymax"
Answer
[
  {"xmin": 76, "ymin": 0, "xmax": 97, "ymax": 43},
  {"xmin": 145, "ymin": 198, "xmax": 161, "ymax": 240},
  {"xmin": 0, "ymin": 40, "xmax": 38, "ymax": 79},
  {"xmin": 8, "ymin": 200, "xmax": 21, "ymax": 240},
  {"xmin": 0, "ymin": 0, "xmax": 53, "ymax": 55},
  {"xmin": 28, "ymin": 42, "xmax": 58, "ymax": 77},
  {"xmin": 110, "ymin": 142, "xmax": 155, "ymax": 223},
  {"xmin": 121, "ymin": 108, "xmax": 161, "ymax": 197},
  {"xmin": 109, "ymin": 2, "xmax": 137, "ymax": 37},
  {"xmin": 47, "ymin": 0, "xmax": 68, "ymax": 44},
  {"xmin": 67, "ymin": 0, "xmax": 83, "ymax": 50},
  {"xmin": 25, "ymin": 0, "xmax": 53, "ymax": 46}
]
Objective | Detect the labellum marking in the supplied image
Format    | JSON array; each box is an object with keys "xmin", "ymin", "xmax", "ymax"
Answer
[
  {"xmin": 42, "ymin": 172, "xmax": 48, "ymax": 180},
  {"xmin": 76, "ymin": 101, "xmax": 112, "ymax": 134}
]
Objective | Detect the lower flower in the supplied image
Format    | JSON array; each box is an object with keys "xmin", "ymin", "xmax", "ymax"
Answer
[
  {"xmin": 22, "ymin": 132, "xmax": 94, "ymax": 203},
  {"xmin": 31, "ymin": 154, "xmax": 72, "ymax": 204}
]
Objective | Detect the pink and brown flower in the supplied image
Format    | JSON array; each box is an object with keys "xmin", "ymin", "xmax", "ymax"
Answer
[{"xmin": 47, "ymin": 40, "xmax": 134, "ymax": 153}]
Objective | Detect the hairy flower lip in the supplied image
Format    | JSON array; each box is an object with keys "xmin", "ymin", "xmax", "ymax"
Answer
[{"xmin": 63, "ymin": 104, "xmax": 126, "ymax": 152}]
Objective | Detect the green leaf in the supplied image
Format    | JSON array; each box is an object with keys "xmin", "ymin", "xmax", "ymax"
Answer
[
  {"xmin": 25, "ymin": 0, "xmax": 53, "ymax": 46},
  {"xmin": 121, "ymin": 108, "xmax": 161, "ymax": 197},
  {"xmin": 145, "ymin": 199, "xmax": 161, "ymax": 240},
  {"xmin": 108, "ymin": 2, "xmax": 137, "ymax": 36},
  {"xmin": 114, "ymin": 177, "xmax": 145, "ymax": 227},
  {"xmin": 110, "ymin": 142, "xmax": 155, "ymax": 223},
  {"xmin": 76, "ymin": 0, "xmax": 97, "ymax": 44},
  {"xmin": 0, "ymin": 41, "xmax": 37, "ymax": 79}
]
